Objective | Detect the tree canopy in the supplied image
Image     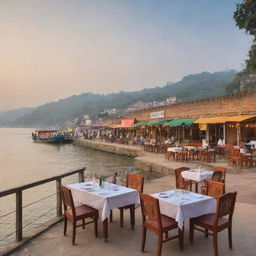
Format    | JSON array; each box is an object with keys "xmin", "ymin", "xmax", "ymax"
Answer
[
  {"xmin": 226, "ymin": 0, "xmax": 256, "ymax": 93},
  {"xmin": 234, "ymin": 0, "xmax": 256, "ymax": 72}
]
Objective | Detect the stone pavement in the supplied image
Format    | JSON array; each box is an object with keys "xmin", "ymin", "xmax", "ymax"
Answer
[{"xmin": 13, "ymin": 171, "xmax": 256, "ymax": 256}]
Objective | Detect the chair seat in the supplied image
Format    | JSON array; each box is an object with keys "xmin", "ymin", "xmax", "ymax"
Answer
[
  {"xmin": 66, "ymin": 205, "xmax": 98, "ymax": 220},
  {"xmin": 145, "ymin": 214, "xmax": 178, "ymax": 231},
  {"xmin": 192, "ymin": 213, "xmax": 229, "ymax": 230}
]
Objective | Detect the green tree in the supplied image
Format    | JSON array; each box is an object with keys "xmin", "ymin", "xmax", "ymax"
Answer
[
  {"xmin": 226, "ymin": 0, "xmax": 256, "ymax": 93},
  {"xmin": 234, "ymin": 0, "xmax": 256, "ymax": 72}
]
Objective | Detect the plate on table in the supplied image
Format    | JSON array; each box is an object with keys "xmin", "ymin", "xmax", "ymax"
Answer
[
  {"xmin": 192, "ymin": 194, "xmax": 204, "ymax": 199},
  {"xmin": 84, "ymin": 187, "xmax": 95, "ymax": 192},
  {"xmin": 159, "ymin": 192, "xmax": 169, "ymax": 198},
  {"xmin": 98, "ymin": 192, "xmax": 110, "ymax": 196},
  {"xmin": 84, "ymin": 183, "xmax": 93, "ymax": 187}
]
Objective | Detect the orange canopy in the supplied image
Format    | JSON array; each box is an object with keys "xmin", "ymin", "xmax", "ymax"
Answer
[
  {"xmin": 225, "ymin": 115, "xmax": 256, "ymax": 122},
  {"xmin": 194, "ymin": 116, "xmax": 229, "ymax": 124}
]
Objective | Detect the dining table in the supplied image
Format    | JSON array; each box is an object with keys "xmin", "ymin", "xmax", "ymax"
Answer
[
  {"xmin": 68, "ymin": 181, "xmax": 140, "ymax": 241},
  {"xmin": 167, "ymin": 147, "xmax": 183, "ymax": 153},
  {"xmin": 181, "ymin": 169, "xmax": 213, "ymax": 192},
  {"xmin": 152, "ymin": 190, "xmax": 216, "ymax": 229}
]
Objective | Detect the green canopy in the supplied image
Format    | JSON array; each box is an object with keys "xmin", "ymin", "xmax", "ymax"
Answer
[
  {"xmin": 134, "ymin": 119, "xmax": 172, "ymax": 127},
  {"xmin": 145, "ymin": 119, "xmax": 172, "ymax": 126},
  {"xmin": 133, "ymin": 121, "xmax": 147, "ymax": 127},
  {"xmin": 165, "ymin": 118, "xmax": 195, "ymax": 127}
]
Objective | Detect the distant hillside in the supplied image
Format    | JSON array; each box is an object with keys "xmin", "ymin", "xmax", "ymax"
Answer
[
  {"xmin": 0, "ymin": 70, "xmax": 236, "ymax": 128},
  {"xmin": 0, "ymin": 108, "xmax": 34, "ymax": 127}
]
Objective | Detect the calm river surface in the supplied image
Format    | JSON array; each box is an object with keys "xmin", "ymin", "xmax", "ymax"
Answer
[{"xmin": 0, "ymin": 128, "xmax": 133, "ymax": 244}]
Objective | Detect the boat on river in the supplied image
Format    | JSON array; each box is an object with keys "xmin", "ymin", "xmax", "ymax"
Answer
[{"xmin": 32, "ymin": 129, "xmax": 73, "ymax": 144}]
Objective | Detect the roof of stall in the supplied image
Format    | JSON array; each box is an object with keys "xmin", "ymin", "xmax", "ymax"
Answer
[
  {"xmin": 165, "ymin": 118, "xmax": 195, "ymax": 127},
  {"xmin": 225, "ymin": 115, "xmax": 256, "ymax": 122},
  {"xmin": 194, "ymin": 116, "xmax": 230, "ymax": 124}
]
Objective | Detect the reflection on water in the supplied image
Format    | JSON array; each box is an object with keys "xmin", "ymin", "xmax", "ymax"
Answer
[{"xmin": 0, "ymin": 128, "xmax": 134, "ymax": 245}]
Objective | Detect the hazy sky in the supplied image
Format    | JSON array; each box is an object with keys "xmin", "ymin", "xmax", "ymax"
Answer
[{"xmin": 0, "ymin": 0, "xmax": 252, "ymax": 111}]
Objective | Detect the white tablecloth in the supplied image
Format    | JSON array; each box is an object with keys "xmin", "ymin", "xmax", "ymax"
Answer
[
  {"xmin": 152, "ymin": 190, "xmax": 216, "ymax": 229},
  {"xmin": 181, "ymin": 169, "xmax": 213, "ymax": 183},
  {"xmin": 68, "ymin": 182, "xmax": 140, "ymax": 221},
  {"xmin": 167, "ymin": 147, "xmax": 183, "ymax": 153}
]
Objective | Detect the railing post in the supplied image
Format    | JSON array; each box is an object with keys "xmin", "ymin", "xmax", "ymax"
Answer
[
  {"xmin": 78, "ymin": 168, "xmax": 85, "ymax": 183},
  {"xmin": 56, "ymin": 178, "xmax": 62, "ymax": 217},
  {"xmin": 16, "ymin": 190, "xmax": 22, "ymax": 241}
]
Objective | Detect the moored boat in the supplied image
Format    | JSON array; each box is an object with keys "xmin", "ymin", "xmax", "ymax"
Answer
[{"xmin": 32, "ymin": 129, "xmax": 73, "ymax": 144}]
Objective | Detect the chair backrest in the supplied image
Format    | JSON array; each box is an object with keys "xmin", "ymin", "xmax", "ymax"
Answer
[
  {"xmin": 140, "ymin": 193, "xmax": 162, "ymax": 228},
  {"xmin": 175, "ymin": 167, "xmax": 190, "ymax": 190},
  {"xmin": 215, "ymin": 192, "xmax": 237, "ymax": 225},
  {"xmin": 126, "ymin": 173, "xmax": 144, "ymax": 193},
  {"xmin": 229, "ymin": 148, "xmax": 240, "ymax": 157},
  {"xmin": 206, "ymin": 181, "xmax": 225, "ymax": 198},
  {"xmin": 212, "ymin": 166, "xmax": 226, "ymax": 182},
  {"xmin": 61, "ymin": 185, "xmax": 76, "ymax": 217},
  {"xmin": 212, "ymin": 171, "xmax": 223, "ymax": 182}
]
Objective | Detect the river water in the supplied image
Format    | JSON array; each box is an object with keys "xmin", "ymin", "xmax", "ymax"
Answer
[{"xmin": 0, "ymin": 128, "xmax": 134, "ymax": 245}]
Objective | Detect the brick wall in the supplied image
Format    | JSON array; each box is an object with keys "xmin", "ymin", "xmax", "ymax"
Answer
[{"xmin": 122, "ymin": 90, "xmax": 256, "ymax": 121}]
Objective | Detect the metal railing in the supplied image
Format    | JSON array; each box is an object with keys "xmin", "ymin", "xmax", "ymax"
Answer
[{"xmin": 0, "ymin": 167, "xmax": 85, "ymax": 242}]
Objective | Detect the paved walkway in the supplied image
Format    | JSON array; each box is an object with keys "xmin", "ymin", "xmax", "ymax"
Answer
[
  {"xmin": 13, "ymin": 172, "xmax": 256, "ymax": 256},
  {"xmin": 75, "ymin": 139, "xmax": 256, "ymax": 175}
]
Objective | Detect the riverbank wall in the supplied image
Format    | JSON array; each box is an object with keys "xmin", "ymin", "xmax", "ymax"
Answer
[
  {"xmin": 73, "ymin": 139, "xmax": 220, "ymax": 175},
  {"xmin": 74, "ymin": 139, "xmax": 144, "ymax": 158}
]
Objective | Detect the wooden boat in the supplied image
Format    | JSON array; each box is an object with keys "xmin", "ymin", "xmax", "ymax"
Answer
[{"xmin": 32, "ymin": 129, "xmax": 73, "ymax": 144}]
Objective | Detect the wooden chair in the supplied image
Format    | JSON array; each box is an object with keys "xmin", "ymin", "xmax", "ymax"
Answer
[
  {"xmin": 201, "ymin": 171, "xmax": 223, "ymax": 194},
  {"xmin": 228, "ymin": 149, "xmax": 252, "ymax": 168},
  {"xmin": 175, "ymin": 167, "xmax": 192, "ymax": 191},
  {"xmin": 212, "ymin": 166, "xmax": 226, "ymax": 183},
  {"xmin": 118, "ymin": 173, "xmax": 144, "ymax": 229},
  {"xmin": 190, "ymin": 192, "xmax": 237, "ymax": 256},
  {"xmin": 228, "ymin": 148, "xmax": 240, "ymax": 166},
  {"xmin": 140, "ymin": 194, "xmax": 183, "ymax": 256},
  {"xmin": 187, "ymin": 148, "xmax": 198, "ymax": 161},
  {"xmin": 61, "ymin": 185, "xmax": 99, "ymax": 245},
  {"xmin": 165, "ymin": 151, "xmax": 176, "ymax": 161},
  {"xmin": 206, "ymin": 181, "xmax": 225, "ymax": 198},
  {"xmin": 176, "ymin": 148, "xmax": 189, "ymax": 162}
]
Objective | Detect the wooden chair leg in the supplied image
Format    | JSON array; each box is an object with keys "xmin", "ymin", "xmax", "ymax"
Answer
[
  {"xmin": 205, "ymin": 228, "xmax": 208, "ymax": 238},
  {"xmin": 130, "ymin": 205, "xmax": 135, "ymax": 230},
  {"xmin": 64, "ymin": 217, "xmax": 67, "ymax": 236},
  {"xmin": 120, "ymin": 208, "xmax": 124, "ymax": 227},
  {"xmin": 165, "ymin": 231, "xmax": 168, "ymax": 239},
  {"xmin": 72, "ymin": 221, "xmax": 76, "ymax": 245},
  {"xmin": 213, "ymin": 232, "xmax": 218, "ymax": 256},
  {"xmin": 103, "ymin": 218, "xmax": 108, "ymax": 242},
  {"xmin": 110, "ymin": 210, "xmax": 113, "ymax": 223},
  {"xmin": 189, "ymin": 221, "xmax": 194, "ymax": 244},
  {"xmin": 94, "ymin": 217, "xmax": 98, "ymax": 238},
  {"xmin": 82, "ymin": 219, "xmax": 85, "ymax": 229},
  {"xmin": 141, "ymin": 227, "xmax": 147, "ymax": 252},
  {"xmin": 228, "ymin": 226, "xmax": 233, "ymax": 249},
  {"xmin": 157, "ymin": 234, "xmax": 162, "ymax": 256},
  {"xmin": 178, "ymin": 228, "xmax": 184, "ymax": 250}
]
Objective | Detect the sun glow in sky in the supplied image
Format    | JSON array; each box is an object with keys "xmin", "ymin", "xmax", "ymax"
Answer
[{"xmin": 0, "ymin": 0, "xmax": 252, "ymax": 111}]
